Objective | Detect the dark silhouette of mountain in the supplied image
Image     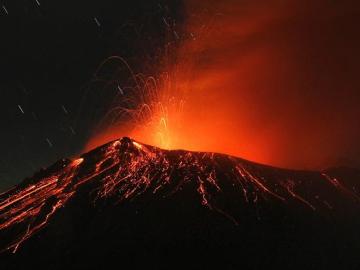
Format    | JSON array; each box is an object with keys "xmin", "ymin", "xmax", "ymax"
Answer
[{"xmin": 0, "ymin": 137, "xmax": 359, "ymax": 269}]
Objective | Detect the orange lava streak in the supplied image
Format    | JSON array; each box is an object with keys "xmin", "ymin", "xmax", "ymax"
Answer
[
  {"xmin": 236, "ymin": 165, "xmax": 285, "ymax": 201},
  {"xmin": 284, "ymin": 180, "xmax": 316, "ymax": 211},
  {"xmin": 0, "ymin": 177, "xmax": 58, "ymax": 211},
  {"xmin": 0, "ymin": 159, "xmax": 84, "ymax": 251},
  {"xmin": 321, "ymin": 173, "xmax": 360, "ymax": 202}
]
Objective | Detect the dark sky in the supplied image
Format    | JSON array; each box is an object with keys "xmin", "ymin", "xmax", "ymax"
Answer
[{"xmin": 0, "ymin": 0, "xmax": 183, "ymax": 191}]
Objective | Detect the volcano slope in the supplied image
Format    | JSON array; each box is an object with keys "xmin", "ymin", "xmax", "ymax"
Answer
[{"xmin": 0, "ymin": 137, "xmax": 359, "ymax": 269}]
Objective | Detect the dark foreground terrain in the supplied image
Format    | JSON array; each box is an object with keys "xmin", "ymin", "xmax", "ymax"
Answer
[{"xmin": 0, "ymin": 137, "xmax": 359, "ymax": 269}]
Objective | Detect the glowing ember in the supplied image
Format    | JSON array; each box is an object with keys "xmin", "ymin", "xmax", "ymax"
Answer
[{"xmin": 132, "ymin": 141, "xmax": 143, "ymax": 150}]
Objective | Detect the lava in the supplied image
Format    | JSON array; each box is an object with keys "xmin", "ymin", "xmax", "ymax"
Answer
[{"xmin": 0, "ymin": 137, "xmax": 359, "ymax": 253}]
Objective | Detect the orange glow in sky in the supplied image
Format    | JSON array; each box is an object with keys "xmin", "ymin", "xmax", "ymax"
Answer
[{"xmin": 86, "ymin": 0, "xmax": 360, "ymax": 170}]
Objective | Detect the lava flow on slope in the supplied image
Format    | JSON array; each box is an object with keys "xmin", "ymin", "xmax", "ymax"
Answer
[{"xmin": 0, "ymin": 137, "xmax": 360, "ymax": 269}]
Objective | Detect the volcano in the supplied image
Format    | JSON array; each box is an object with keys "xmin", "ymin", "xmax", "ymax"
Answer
[{"xmin": 0, "ymin": 137, "xmax": 359, "ymax": 269}]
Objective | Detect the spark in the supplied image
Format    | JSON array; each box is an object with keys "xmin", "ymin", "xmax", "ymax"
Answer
[
  {"xmin": 88, "ymin": 56, "xmax": 186, "ymax": 151},
  {"xmin": 35, "ymin": 0, "xmax": 40, "ymax": 6},
  {"xmin": 17, "ymin": 105, "xmax": 24, "ymax": 114}
]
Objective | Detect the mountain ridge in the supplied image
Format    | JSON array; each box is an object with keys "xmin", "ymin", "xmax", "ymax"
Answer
[{"xmin": 0, "ymin": 137, "xmax": 359, "ymax": 269}]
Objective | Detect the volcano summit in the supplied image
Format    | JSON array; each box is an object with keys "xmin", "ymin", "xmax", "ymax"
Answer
[{"xmin": 0, "ymin": 137, "xmax": 359, "ymax": 269}]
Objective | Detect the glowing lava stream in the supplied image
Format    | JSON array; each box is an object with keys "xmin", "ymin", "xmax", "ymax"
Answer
[{"xmin": 0, "ymin": 137, "xmax": 359, "ymax": 253}]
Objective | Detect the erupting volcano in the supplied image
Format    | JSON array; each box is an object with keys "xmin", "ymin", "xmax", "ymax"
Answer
[
  {"xmin": 2, "ymin": 0, "xmax": 360, "ymax": 269},
  {"xmin": 1, "ymin": 137, "xmax": 360, "ymax": 268}
]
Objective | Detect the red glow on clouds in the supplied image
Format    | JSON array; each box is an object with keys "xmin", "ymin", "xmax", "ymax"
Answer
[{"xmin": 86, "ymin": 0, "xmax": 360, "ymax": 170}]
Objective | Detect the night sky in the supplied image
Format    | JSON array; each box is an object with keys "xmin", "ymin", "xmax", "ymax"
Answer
[
  {"xmin": 1, "ymin": 0, "xmax": 360, "ymax": 191},
  {"xmin": 0, "ymin": 0, "xmax": 183, "ymax": 191}
]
